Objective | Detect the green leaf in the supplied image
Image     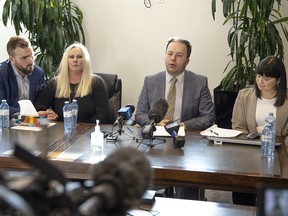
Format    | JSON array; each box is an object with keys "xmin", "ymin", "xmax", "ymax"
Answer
[
  {"xmin": 272, "ymin": 16, "xmax": 288, "ymax": 24},
  {"xmin": 2, "ymin": 0, "xmax": 12, "ymax": 26},
  {"xmin": 211, "ymin": 0, "xmax": 216, "ymax": 20},
  {"xmin": 21, "ymin": 0, "xmax": 30, "ymax": 27}
]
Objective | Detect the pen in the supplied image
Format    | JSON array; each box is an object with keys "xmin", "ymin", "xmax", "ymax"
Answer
[
  {"xmin": 210, "ymin": 130, "xmax": 219, "ymax": 136},
  {"xmin": 127, "ymin": 127, "xmax": 134, "ymax": 133}
]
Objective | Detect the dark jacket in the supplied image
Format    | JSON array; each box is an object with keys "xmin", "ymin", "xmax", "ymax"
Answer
[{"xmin": 0, "ymin": 60, "xmax": 45, "ymax": 115}]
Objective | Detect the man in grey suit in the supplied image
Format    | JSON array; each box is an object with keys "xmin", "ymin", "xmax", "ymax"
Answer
[
  {"xmin": 135, "ymin": 37, "xmax": 215, "ymax": 200},
  {"xmin": 135, "ymin": 37, "xmax": 214, "ymax": 129}
]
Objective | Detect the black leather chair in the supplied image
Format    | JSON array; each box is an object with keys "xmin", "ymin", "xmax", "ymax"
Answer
[{"xmin": 95, "ymin": 72, "xmax": 122, "ymax": 124}]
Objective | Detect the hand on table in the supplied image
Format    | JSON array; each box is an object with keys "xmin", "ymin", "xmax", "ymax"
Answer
[
  {"xmin": 157, "ymin": 119, "xmax": 186, "ymax": 129},
  {"xmin": 38, "ymin": 109, "xmax": 58, "ymax": 121},
  {"xmin": 157, "ymin": 119, "xmax": 170, "ymax": 126}
]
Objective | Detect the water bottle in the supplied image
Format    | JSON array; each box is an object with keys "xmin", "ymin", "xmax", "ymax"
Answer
[
  {"xmin": 265, "ymin": 112, "xmax": 276, "ymax": 156},
  {"xmin": 63, "ymin": 101, "xmax": 73, "ymax": 131},
  {"xmin": 261, "ymin": 123, "xmax": 273, "ymax": 157},
  {"xmin": 91, "ymin": 120, "xmax": 104, "ymax": 154},
  {"xmin": 0, "ymin": 99, "xmax": 10, "ymax": 130},
  {"xmin": 71, "ymin": 99, "xmax": 79, "ymax": 128}
]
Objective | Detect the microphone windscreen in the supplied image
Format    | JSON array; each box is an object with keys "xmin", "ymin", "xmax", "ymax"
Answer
[
  {"xmin": 148, "ymin": 98, "xmax": 168, "ymax": 123},
  {"xmin": 90, "ymin": 148, "xmax": 151, "ymax": 213}
]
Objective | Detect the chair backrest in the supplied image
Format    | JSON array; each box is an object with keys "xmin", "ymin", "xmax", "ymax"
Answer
[{"xmin": 95, "ymin": 72, "xmax": 122, "ymax": 124}]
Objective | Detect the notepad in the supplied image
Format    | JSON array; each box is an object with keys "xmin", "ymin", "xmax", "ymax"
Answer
[
  {"xmin": 153, "ymin": 126, "xmax": 185, "ymax": 137},
  {"xmin": 202, "ymin": 125, "xmax": 282, "ymax": 146},
  {"xmin": 200, "ymin": 124, "xmax": 242, "ymax": 138},
  {"xmin": 11, "ymin": 122, "xmax": 56, "ymax": 131}
]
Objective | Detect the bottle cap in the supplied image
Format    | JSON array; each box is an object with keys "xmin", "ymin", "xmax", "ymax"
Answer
[{"xmin": 95, "ymin": 120, "xmax": 100, "ymax": 132}]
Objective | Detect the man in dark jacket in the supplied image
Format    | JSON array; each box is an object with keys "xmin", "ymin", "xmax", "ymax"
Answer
[{"xmin": 0, "ymin": 36, "xmax": 45, "ymax": 115}]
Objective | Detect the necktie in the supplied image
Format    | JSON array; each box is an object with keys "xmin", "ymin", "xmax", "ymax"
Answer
[{"xmin": 165, "ymin": 77, "xmax": 177, "ymax": 120}]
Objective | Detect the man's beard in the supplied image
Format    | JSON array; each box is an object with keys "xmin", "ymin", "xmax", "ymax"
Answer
[{"xmin": 14, "ymin": 61, "xmax": 34, "ymax": 75}]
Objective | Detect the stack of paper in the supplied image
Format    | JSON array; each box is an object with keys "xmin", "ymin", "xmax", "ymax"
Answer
[
  {"xmin": 200, "ymin": 124, "xmax": 242, "ymax": 138},
  {"xmin": 153, "ymin": 126, "xmax": 185, "ymax": 137}
]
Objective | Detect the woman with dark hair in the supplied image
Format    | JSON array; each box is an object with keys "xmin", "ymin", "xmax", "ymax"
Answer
[
  {"xmin": 231, "ymin": 56, "xmax": 288, "ymax": 206},
  {"xmin": 232, "ymin": 55, "xmax": 288, "ymax": 137}
]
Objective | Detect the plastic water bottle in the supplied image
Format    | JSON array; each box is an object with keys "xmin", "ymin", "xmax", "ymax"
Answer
[
  {"xmin": 63, "ymin": 101, "xmax": 73, "ymax": 131},
  {"xmin": 261, "ymin": 123, "xmax": 274, "ymax": 157},
  {"xmin": 0, "ymin": 99, "xmax": 10, "ymax": 130},
  {"xmin": 91, "ymin": 120, "xmax": 104, "ymax": 154},
  {"xmin": 71, "ymin": 99, "xmax": 79, "ymax": 128},
  {"xmin": 265, "ymin": 112, "xmax": 276, "ymax": 156}
]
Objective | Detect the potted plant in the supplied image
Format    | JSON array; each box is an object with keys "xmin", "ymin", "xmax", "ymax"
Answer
[
  {"xmin": 2, "ymin": 0, "xmax": 85, "ymax": 79},
  {"xmin": 211, "ymin": 0, "xmax": 288, "ymax": 128}
]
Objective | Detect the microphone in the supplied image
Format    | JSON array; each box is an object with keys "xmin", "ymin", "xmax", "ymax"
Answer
[
  {"xmin": 113, "ymin": 105, "xmax": 135, "ymax": 126},
  {"xmin": 4, "ymin": 144, "xmax": 79, "ymax": 215},
  {"xmin": 148, "ymin": 98, "xmax": 168, "ymax": 123},
  {"xmin": 164, "ymin": 121, "xmax": 185, "ymax": 148},
  {"xmin": 78, "ymin": 148, "xmax": 151, "ymax": 216},
  {"xmin": 142, "ymin": 98, "xmax": 168, "ymax": 139}
]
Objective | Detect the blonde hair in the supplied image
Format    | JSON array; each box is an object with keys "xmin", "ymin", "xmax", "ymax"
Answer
[{"xmin": 56, "ymin": 43, "xmax": 93, "ymax": 98}]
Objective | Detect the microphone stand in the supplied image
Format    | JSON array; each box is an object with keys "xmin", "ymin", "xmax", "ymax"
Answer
[
  {"xmin": 136, "ymin": 137, "xmax": 166, "ymax": 148},
  {"xmin": 117, "ymin": 121, "xmax": 135, "ymax": 139},
  {"xmin": 136, "ymin": 124, "xmax": 166, "ymax": 147},
  {"xmin": 108, "ymin": 121, "xmax": 135, "ymax": 142}
]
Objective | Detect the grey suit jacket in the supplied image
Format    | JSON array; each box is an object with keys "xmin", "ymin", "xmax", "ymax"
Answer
[
  {"xmin": 135, "ymin": 70, "xmax": 215, "ymax": 130},
  {"xmin": 232, "ymin": 87, "xmax": 288, "ymax": 137}
]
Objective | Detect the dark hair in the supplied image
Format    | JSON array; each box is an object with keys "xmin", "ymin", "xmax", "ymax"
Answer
[
  {"xmin": 6, "ymin": 36, "xmax": 31, "ymax": 56},
  {"xmin": 255, "ymin": 56, "xmax": 287, "ymax": 106},
  {"xmin": 165, "ymin": 37, "xmax": 192, "ymax": 58}
]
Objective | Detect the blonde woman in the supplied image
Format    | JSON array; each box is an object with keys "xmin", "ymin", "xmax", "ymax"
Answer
[{"xmin": 35, "ymin": 43, "xmax": 108, "ymax": 123}]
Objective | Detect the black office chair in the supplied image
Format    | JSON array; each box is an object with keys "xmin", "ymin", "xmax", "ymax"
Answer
[{"xmin": 94, "ymin": 72, "xmax": 122, "ymax": 124}]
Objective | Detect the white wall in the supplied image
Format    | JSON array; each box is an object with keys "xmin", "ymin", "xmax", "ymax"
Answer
[
  {"xmin": 0, "ymin": 0, "xmax": 16, "ymax": 59},
  {"xmin": 71, "ymin": 0, "xmax": 231, "ymax": 106},
  {"xmin": 1, "ymin": 0, "xmax": 288, "ymax": 108}
]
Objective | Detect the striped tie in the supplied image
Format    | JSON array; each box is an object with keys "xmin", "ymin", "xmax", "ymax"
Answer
[{"xmin": 165, "ymin": 77, "xmax": 177, "ymax": 120}]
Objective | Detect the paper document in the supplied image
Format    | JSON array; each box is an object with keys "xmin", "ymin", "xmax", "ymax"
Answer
[
  {"xmin": 18, "ymin": 99, "xmax": 39, "ymax": 116},
  {"xmin": 200, "ymin": 124, "xmax": 242, "ymax": 138},
  {"xmin": 11, "ymin": 123, "xmax": 56, "ymax": 131},
  {"xmin": 153, "ymin": 125, "xmax": 185, "ymax": 137}
]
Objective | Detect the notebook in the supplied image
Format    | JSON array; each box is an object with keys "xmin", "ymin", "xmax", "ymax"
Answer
[
  {"xmin": 200, "ymin": 124, "xmax": 242, "ymax": 138},
  {"xmin": 207, "ymin": 133, "xmax": 282, "ymax": 146}
]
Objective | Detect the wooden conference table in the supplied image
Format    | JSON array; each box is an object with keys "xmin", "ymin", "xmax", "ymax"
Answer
[{"xmin": 0, "ymin": 122, "xmax": 288, "ymax": 194}]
